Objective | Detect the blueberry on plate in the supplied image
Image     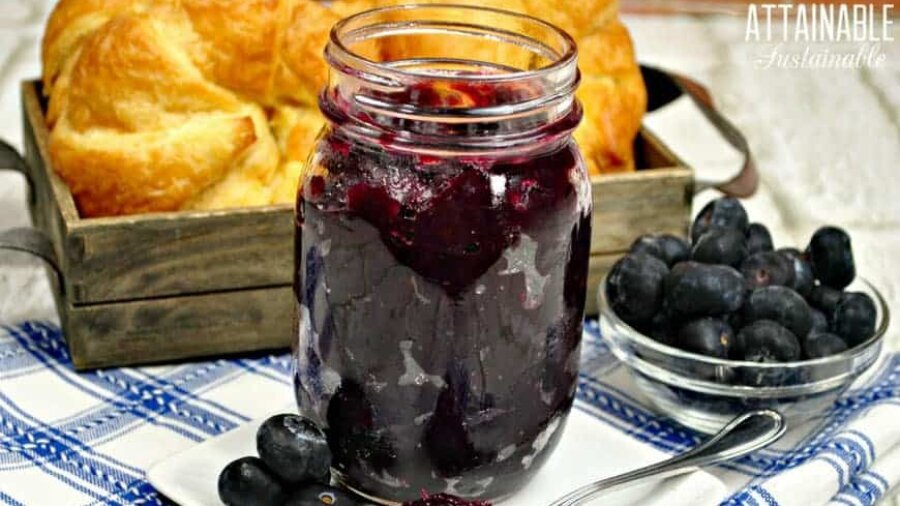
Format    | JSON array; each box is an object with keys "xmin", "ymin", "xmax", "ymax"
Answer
[
  {"xmin": 806, "ymin": 226, "xmax": 856, "ymax": 289},
  {"xmin": 676, "ymin": 317, "xmax": 733, "ymax": 358},
  {"xmin": 607, "ymin": 253, "xmax": 669, "ymax": 326},
  {"xmin": 285, "ymin": 484, "xmax": 362, "ymax": 506},
  {"xmin": 778, "ymin": 248, "xmax": 815, "ymax": 297},
  {"xmin": 732, "ymin": 320, "xmax": 802, "ymax": 362},
  {"xmin": 746, "ymin": 223, "xmax": 774, "ymax": 255},
  {"xmin": 691, "ymin": 228, "xmax": 748, "ymax": 267},
  {"xmin": 691, "ymin": 197, "xmax": 750, "ymax": 243},
  {"xmin": 740, "ymin": 251, "xmax": 795, "ymax": 290},
  {"xmin": 630, "ymin": 234, "xmax": 690, "ymax": 267},
  {"xmin": 832, "ymin": 292, "xmax": 877, "ymax": 346},
  {"xmin": 742, "ymin": 286, "xmax": 813, "ymax": 339},
  {"xmin": 664, "ymin": 262, "xmax": 746, "ymax": 317},
  {"xmin": 218, "ymin": 457, "xmax": 286, "ymax": 506},
  {"xmin": 804, "ymin": 332, "xmax": 848, "ymax": 359},
  {"xmin": 257, "ymin": 414, "xmax": 332, "ymax": 484},
  {"xmin": 809, "ymin": 308, "xmax": 829, "ymax": 335}
]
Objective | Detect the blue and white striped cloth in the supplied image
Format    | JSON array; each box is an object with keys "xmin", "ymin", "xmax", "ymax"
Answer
[{"xmin": 0, "ymin": 320, "xmax": 898, "ymax": 505}]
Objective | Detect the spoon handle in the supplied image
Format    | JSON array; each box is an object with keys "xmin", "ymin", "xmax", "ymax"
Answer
[{"xmin": 548, "ymin": 410, "xmax": 786, "ymax": 506}]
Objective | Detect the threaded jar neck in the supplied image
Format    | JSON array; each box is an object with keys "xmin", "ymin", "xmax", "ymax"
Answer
[{"xmin": 321, "ymin": 4, "xmax": 582, "ymax": 155}]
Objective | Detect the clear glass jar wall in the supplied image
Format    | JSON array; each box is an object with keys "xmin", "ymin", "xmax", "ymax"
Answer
[{"xmin": 294, "ymin": 5, "xmax": 591, "ymax": 502}]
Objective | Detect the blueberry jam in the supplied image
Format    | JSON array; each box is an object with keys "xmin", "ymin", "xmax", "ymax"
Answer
[
  {"xmin": 295, "ymin": 131, "xmax": 590, "ymax": 501},
  {"xmin": 295, "ymin": 7, "xmax": 588, "ymax": 502}
]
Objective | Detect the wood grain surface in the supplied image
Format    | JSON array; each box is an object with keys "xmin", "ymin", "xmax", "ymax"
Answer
[{"xmin": 63, "ymin": 286, "xmax": 293, "ymax": 369}]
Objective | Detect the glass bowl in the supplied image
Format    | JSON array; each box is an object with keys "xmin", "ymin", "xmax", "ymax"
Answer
[{"xmin": 598, "ymin": 276, "xmax": 891, "ymax": 433}]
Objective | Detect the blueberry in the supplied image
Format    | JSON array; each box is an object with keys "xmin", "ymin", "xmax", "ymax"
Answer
[
  {"xmin": 779, "ymin": 247, "xmax": 803, "ymax": 258},
  {"xmin": 657, "ymin": 234, "xmax": 692, "ymax": 266},
  {"xmin": 806, "ymin": 226, "xmax": 855, "ymax": 289},
  {"xmin": 691, "ymin": 228, "xmax": 748, "ymax": 267},
  {"xmin": 218, "ymin": 457, "xmax": 286, "ymax": 506},
  {"xmin": 832, "ymin": 292, "xmax": 877, "ymax": 346},
  {"xmin": 742, "ymin": 286, "xmax": 813, "ymax": 338},
  {"xmin": 285, "ymin": 485, "xmax": 361, "ymax": 506},
  {"xmin": 327, "ymin": 381, "xmax": 397, "ymax": 474},
  {"xmin": 740, "ymin": 251, "xmax": 794, "ymax": 290},
  {"xmin": 636, "ymin": 312, "xmax": 676, "ymax": 346},
  {"xmin": 629, "ymin": 234, "xmax": 690, "ymax": 267},
  {"xmin": 808, "ymin": 284, "xmax": 843, "ymax": 317},
  {"xmin": 607, "ymin": 253, "xmax": 669, "ymax": 326},
  {"xmin": 629, "ymin": 235, "xmax": 664, "ymax": 259},
  {"xmin": 663, "ymin": 261, "xmax": 700, "ymax": 294},
  {"xmin": 691, "ymin": 197, "xmax": 749, "ymax": 243},
  {"xmin": 664, "ymin": 262, "xmax": 746, "ymax": 317},
  {"xmin": 676, "ymin": 318, "xmax": 733, "ymax": 358},
  {"xmin": 809, "ymin": 308, "xmax": 829, "ymax": 335},
  {"xmin": 732, "ymin": 320, "xmax": 801, "ymax": 362},
  {"xmin": 256, "ymin": 414, "xmax": 331, "ymax": 484},
  {"xmin": 726, "ymin": 312, "xmax": 745, "ymax": 332},
  {"xmin": 778, "ymin": 248, "xmax": 814, "ymax": 297},
  {"xmin": 804, "ymin": 332, "xmax": 848, "ymax": 359},
  {"xmin": 746, "ymin": 223, "xmax": 774, "ymax": 254}
]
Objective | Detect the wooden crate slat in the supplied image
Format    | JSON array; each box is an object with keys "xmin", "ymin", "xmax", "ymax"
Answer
[
  {"xmin": 67, "ymin": 207, "xmax": 293, "ymax": 303},
  {"xmin": 65, "ymin": 286, "xmax": 294, "ymax": 369},
  {"xmin": 589, "ymin": 167, "xmax": 693, "ymax": 253}
]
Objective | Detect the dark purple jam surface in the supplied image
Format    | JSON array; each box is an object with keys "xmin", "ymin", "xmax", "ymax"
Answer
[{"xmin": 294, "ymin": 130, "xmax": 591, "ymax": 501}]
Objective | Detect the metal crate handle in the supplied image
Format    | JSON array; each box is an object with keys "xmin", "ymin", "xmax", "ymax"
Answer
[
  {"xmin": 0, "ymin": 139, "xmax": 63, "ymax": 292},
  {"xmin": 641, "ymin": 65, "xmax": 758, "ymax": 198},
  {"xmin": 0, "ymin": 138, "xmax": 34, "ymax": 203}
]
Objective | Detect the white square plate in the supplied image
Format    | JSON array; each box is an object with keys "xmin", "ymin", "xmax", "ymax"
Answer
[{"xmin": 148, "ymin": 402, "xmax": 726, "ymax": 505}]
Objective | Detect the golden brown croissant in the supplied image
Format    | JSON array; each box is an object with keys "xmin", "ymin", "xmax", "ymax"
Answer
[{"xmin": 42, "ymin": 0, "xmax": 644, "ymax": 217}]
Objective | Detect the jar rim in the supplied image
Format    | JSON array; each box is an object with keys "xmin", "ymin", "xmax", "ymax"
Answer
[
  {"xmin": 321, "ymin": 3, "xmax": 582, "ymax": 152},
  {"xmin": 326, "ymin": 3, "xmax": 579, "ymax": 88}
]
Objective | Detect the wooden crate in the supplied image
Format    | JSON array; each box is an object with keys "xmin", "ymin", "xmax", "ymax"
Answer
[{"xmin": 19, "ymin": 80, "xmax": 689, "ymax": 369}]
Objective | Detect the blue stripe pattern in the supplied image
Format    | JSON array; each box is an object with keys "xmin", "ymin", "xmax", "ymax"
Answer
[{"xmin": 0, "ymin": 320, "xmax": 898, "ymax": 505}]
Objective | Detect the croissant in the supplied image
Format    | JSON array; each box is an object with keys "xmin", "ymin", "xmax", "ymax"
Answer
[{"xmin": 42, "ymin": 0, "xmax": 645, "ymax": 217}]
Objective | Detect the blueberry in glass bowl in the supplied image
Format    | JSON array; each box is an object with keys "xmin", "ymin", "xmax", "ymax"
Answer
[
  {"xmin": 598, "ymin": 199, "xmax": 891, "ymax": 434},
  {"xmin": 599, "ymin": 274, "xmax": 889, "ymax": 434}
]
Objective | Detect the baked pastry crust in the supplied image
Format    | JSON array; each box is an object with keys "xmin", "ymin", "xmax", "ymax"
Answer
[{"xmin": 43, "ymin": 0, "xmax": 645, "ymax": 217}]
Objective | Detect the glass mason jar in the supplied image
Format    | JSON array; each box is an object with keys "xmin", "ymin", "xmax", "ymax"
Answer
[{"xmin": 294, "ymin": 5, "xmax": 591, "ymax": 503}]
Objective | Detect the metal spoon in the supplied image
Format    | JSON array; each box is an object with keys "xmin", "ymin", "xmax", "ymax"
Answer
[{"xmin": 548, "ymin": 410, "xmax": 786, "ymax": 506}]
